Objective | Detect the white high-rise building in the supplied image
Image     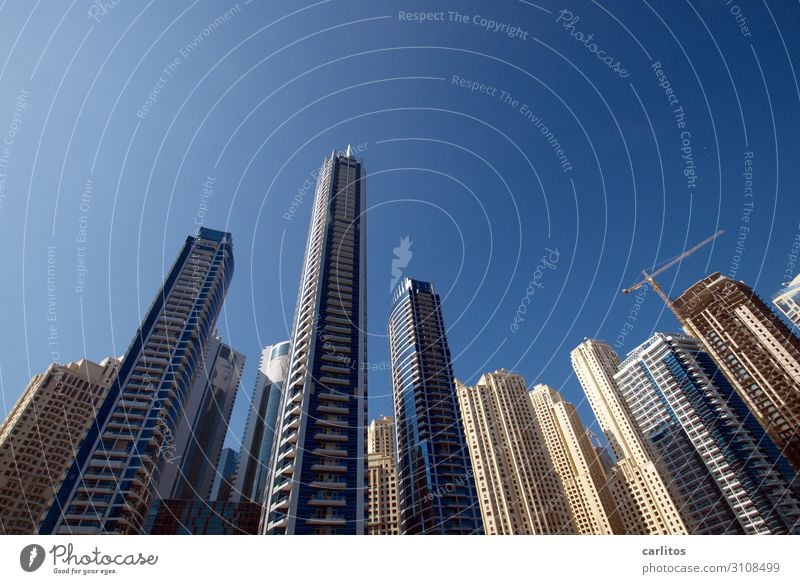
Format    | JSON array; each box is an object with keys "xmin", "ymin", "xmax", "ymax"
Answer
[
  {"xmin": 615, "ymin": 333, "xmax": 800, "ymax": 534},
  {"xmin": 774, "ymin": 273, "xmax": 800, "ymax": 329}
]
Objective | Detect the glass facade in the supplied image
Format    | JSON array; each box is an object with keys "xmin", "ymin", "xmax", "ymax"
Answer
[
  {"xmin": 615, "ymin": 333, "xmax": 800, "ymax": 534},
  {"xmin": 145, "ymin": 499, "xmax": 261, "ymax": 535},
  {"xmin": 263, "ymin": 150, "xmax": 367, "ymax": 534},
  {"xmin": 235, "ymin": 340, "xmax": 289, "ymax": 503},
  {"xmin": 388, "ymin": 278, "xmax": 483, "ymax": 534},
  {"xmin": 39, "ymin": 228, "xmax": 234, "ymax": 534}
]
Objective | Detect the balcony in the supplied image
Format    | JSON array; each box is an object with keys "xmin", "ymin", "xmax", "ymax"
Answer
[
  {"xmin": 311, "ymin": 463, "xmax": 347, "ymax": 473},
  {"xmin": 306, "ymin": 515, "xmax": 347, "ymax": 527},
  {"xmin": 308, "ymin": 498, "xmax": 347, "ymax": 507}
]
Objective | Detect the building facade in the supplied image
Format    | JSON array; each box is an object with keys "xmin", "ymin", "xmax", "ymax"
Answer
[
  {"xmin": 366, "ymin": 416, "xmax": 399, "ymax": 535},
  {"xmin": 40, "ymin": 228, "xmax": 234, "ymax": 534},
  {"xmin": 673, "ymin": 273, "xmax": 800, "ymax": 470},
  {"xmin": 211, "ymin": 447, "xmax": 239, "ymax": 501},
  {"xmin": 571, "ymin": 340, "xmax": 688, "ymax": 534},
  {"xmin": 234, "ymin": 341, "xmax": 289, "ymax": 503},
  {"xmin": 529, "ymin": 384, "xmax": 621, "ymax": 534},
  {"xmin": 774, "ymin": 274, "xmax": 800, "ymax": 329},
  {"xmin": 615, "ymin": 333, "xmax": 800, "ymax": 534},
  {"xmin": 145, "ymin": 498, "xmax": 261, "ymax": 534},
  {"xmin": 389, "ymin": 278, "xmax": 483, "ymax": 535},
  {"xmin": 263, "ymin": 149, "xmax": 367, "ymax": 534},
  {"xmin": 456, "ymin": 371, "xmax": 574, "ymax": 534},
  {"xmin": 156, "ymin": 333, "xmax": 244, "ymax": 501},
  {"xmin": 0, "ymin": 358, "xmax": 119, "ymax": 534}
]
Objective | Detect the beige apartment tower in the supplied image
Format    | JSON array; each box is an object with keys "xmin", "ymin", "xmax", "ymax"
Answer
[
  {"xmin": 456, "ymin": 370, "xmax": 575, "ymax": 535},
  {"xmin": 366, "ymin": 416, "xmax": 399, "ymax": 535},
  {"xmin": 529, "ymin": 384, "xmax": 621, "ymax": 534},
  {"xmin": 0, "ymin": 357, "xmax": 119, "ymax": 534},
  {"xmin": 570, "ymin": 340, "xmax": 687, "ymax": 535}
]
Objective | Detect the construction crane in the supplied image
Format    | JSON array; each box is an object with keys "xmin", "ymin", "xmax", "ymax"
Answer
[{"xmin": 622, "ymin": 230, "xmax": 724, "ymax": 311}]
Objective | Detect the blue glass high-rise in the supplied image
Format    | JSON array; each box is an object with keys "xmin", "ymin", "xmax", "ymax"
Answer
[
  {"xmin": 388, "ymin": 278, "xmax": 483, "ymax": 534},
  {"xmin": 262, "ymin": 149, "xmax": 367, "ymax": 534},
  {"xmin": 40, "ymin": 228, "xmax": 234, "ymax": 534}
]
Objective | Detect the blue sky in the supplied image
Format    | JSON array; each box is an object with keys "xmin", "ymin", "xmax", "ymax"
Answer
[{"xmin": 1, "ymin": 0, "xmax": 799, "ymax": 453}]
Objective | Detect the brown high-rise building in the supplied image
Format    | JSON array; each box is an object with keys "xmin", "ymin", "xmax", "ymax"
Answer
[
  {"xmin": 0, "ymin": 357, "xmax": 119, "ymax": 534},
  {"xmin": 672, "ymin": 273, "xmax": 800, "ymax": 470}
]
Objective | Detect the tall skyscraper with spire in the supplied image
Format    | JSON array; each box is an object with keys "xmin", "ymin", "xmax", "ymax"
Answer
[
  {"xmin": 262, "ymin": 149, "xmax": 367, "ymax": 534},
  {"xmin": 389, "ymin": 277, "xmax": 483, "ymax": 534},
  {"xmin": 571, "ymin": 340, "xmax": 688, "ymax": 534},
  {"xmin": 39, "ymin": 228, "xmax": 234, "ymax": 534},
  {"xmin": 672, "ymin": 273, "xmax": 800, "ymax": 470}
]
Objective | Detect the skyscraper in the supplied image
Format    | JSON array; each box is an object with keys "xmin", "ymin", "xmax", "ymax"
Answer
[
  {"xmin": 529, "ymin": 384, "xmax": 621, "ymax": 534},
  {"xmin": 389, "ymin": 277, "xmax": 482, "ymax": 535},
  {"xmin": 156, "ymin": 333, "xmax": 244, "ymax": 501},
  {"xmin": 40, "ymin": 228, "xmax": 234, "ymax": 534},
  {"xmin": 774, "ymin": 273, "xmax": 800, "ymax": 329},
  {"xmin": 571, "ymin": 340, "xmax": 688, "ymax": 534},
  {"xmin": 615, "ymin": 333, "xmax": 800, "ymax": 534},
  {"xmin": 262, "ymin": 149, "xmax": 367, "ymax": 535},
  {"xmin": 0, "ymin": 357, "xmax": 119, "ymax": 534},
  {"xmin": 234, "ymin": 341, "xmax": 289, "ymax": 503},
  {"xmin": 366, "ymin": 416, "xmax": 399, "ymax": 535},
  {"xmin": 211, "ymin": 447, "xmax": 239, "ymax": 501},
  {"xmin": 456, "ymin": 371, "xmax": 574, "ymax": 534},
  {"xmin": 145, "ymin": 498, "xmax": 261, "ymax": 535},
  {"xmin": 672, "ymin": 273, "xmax": 800, "ymax": 470}
]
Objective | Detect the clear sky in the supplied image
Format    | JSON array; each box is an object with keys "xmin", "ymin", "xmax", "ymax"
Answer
[{"xmin": 0, "ymin": 0, "xmax": 798, "ymax": 454}]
